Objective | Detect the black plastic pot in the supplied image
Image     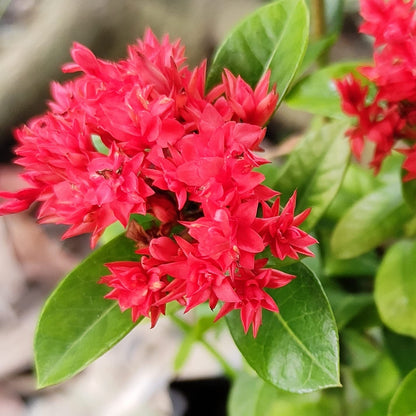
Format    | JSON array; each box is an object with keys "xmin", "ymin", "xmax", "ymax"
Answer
[{"xmin": 169, "ymin": 376, "xmax": 230, "ymax": 416}]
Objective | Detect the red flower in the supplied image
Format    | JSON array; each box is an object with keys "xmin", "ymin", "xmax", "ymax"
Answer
[
  {"xmin": 255, "ymin": 191, "xmax": 317, "ymax": 260},
  {"xmin": 183, "ymin": 199, "xmax": 264, "ymax": 270},
  {"xmin": 215, "ymin": 260, "xmax": 295, "ymax": 337},
  {"xmin": 100, "ymin": 260, "xmax": 167, "ymax": 327},
  {"xmin": 221, "ymin": 69, "xmax": 278, "ymax": 126},
  {"xmin": 0, "ymin": 29, "xmax": 313, "ymax": 336},
  {"xmin": 336, "ymin": 0, "xmax": 416, "ymax": 174}
]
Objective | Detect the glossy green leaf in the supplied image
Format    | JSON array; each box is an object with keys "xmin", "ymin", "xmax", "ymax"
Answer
[
  {"xmin": 285, "ymin": 62, "xmax": 364, "ymax": 119},
  {"xmin": 388, "ymin": 368, "xmax": 416, "ymax": 416},
  {"xmin": 99, "ymin": 221, "xmax": 125, "ymax": 245},
  {"xmin": 228, "ymin": 371, "xmax": 341, "ymax": 416},
  {"xmin": 34, "ymin": 234, "xmax": 140, "ymax": 388},
  {"xmin": 275, "ymin": 119, "xmax": 350, "ymax": 231},
  {"xmin": 319, "ymin": 221, "xmax": 379, "ymax": 278},
  {"xmin": 227, "ymin": 262, "xmax": 340, "ymax": 392},
  {"xmin": 207, "ymin": 0, "xmax": 309, "ymax": 104},
  {"xmin": 331, "ymin": 185, "xmax": 412, "ymax": 259},
  {"xmin": 375, "ymin": 240, "xmax": 416, "ymax": 338}
]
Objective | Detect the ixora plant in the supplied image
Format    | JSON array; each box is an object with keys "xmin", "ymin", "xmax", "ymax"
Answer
[{"xmin": 2, "ymin": 0, "xmax": 416, "ymax": 414}]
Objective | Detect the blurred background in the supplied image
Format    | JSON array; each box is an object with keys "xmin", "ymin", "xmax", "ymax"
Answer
[{"xmin": 0, "ymin": 0, "xmax": 367, "ymax": 415}]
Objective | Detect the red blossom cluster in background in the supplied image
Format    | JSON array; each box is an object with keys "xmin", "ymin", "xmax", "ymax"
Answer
[
  {"xmin": 0, "ymin": 30, "xmax": 317, "ymax": 336},
  {"xmin": 336, "ymin": 0, "xmax": 416, "ymax": 178}
]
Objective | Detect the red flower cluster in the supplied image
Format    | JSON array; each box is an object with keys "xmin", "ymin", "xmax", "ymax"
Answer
[
  {"xmin": 336, "ymin": 0, "xmax": 416, "ymax": 177},
  {"xmin": 0, "ymin": 30, "xmax": 316, "ymax": 335}
]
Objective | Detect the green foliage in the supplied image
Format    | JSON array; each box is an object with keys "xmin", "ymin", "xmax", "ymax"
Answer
[
  {"xmin": 207, "ymin": 0, "xmax": 309, "ymax": 104},
  {"xmin": 30, "ymin": 0, "xmax": 416, "ymax": 413},
  {"xmin": 34, "ymin": 234, "xmax": 140, "ymax": 388},
  {"xmin": 388, "ymin": 368, "xmax": 416, "ymax": 416},
  {"xmin": 275, "ymin": 118, "xmax": 350, "ymax": 230},
  {"xmin": 228, "ymin": 372, "xmax": 341, "ymax": 416},
  {"xmin": 384, "ymin": 329, "xmax": 416, "ymax": 377},
  {"xmin": 402, "ymin": 172, "xmax": 416, "ymax": 212},
  {"xmin": 375, "ymin": 240, "xmax": 416, "ymax": 338},
  {"xmin": 352, "ymin": 353, "xmax": 400, "ymax": 401},
  {"xmin": 326, "ymin": 288, "xmax": 373, "ymax": 330},
  {"xmin": 330, "ymin": 184, "xmax": 412, "ymax": 259},
  {"xmin": 297, "ymin": 34, "xmax": 337, "ymax": 76},
  {"xmin": 285, "ymin": 62, "xmax": 364, "ymax": 118},
  {"xmin": 227, "ymin": 263, "xmax": 340, "ymax": 393}
]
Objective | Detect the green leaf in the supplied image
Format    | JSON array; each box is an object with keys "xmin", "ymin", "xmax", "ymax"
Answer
[
  {"xmin": 207, "ymin": 0, "xmax": 309, "ymax": 104},
  {"xmin": 228, "ymin": 371, "xmax": 342, "ymax": 416},
  {"xmin": 375, "ymin": 240, "xmax": 416, "ymax": 338},
  {"xmin": 388, "ymin": 368, "xmax": 416, "ymax": 416},
  {"xmin": 254, "ymin": 163, "xmax": 280, "ymax": 190},
  {"xmin": 227, "ymin": 262, "xmax": 340, "ymax": 392},
  {"xmin": 324, "ymin": 250, "xmax": 379, "ymax": 279},
  {"xmin": 402, "ymin": 174, "xmax": 416, "ymax": 211},
  {"xmin": 275, "ymin": 118, "xmax": 350, "ymax": 230},
  {"xmin": 341, "ymin": 329, "xmax": 381, "ymax": 370},
  {"xmin": 296, "ymin": 34, "xmax": 337, "ymax": 77},
  {"xmin": 352, "ymin": 353, "xmax": 400, "ymax": 401},
  {"xmin": 361, "ymin": 399, "xmax": 391, "ymax": 416},
  {"xmin": 319, "ymin": 221, "xmax": 380, "ymax": 278},
  {"xmin": 99, "ymin": 221, "xmax": 125, "ymax": 245},
  {"xmin": 384, "ymin": 329, "xmax": 416, "ymax": 377},
  {"xmin": 331, "ymin": 185, "xmax": 412, "ymax": 259},
  {"xmin": 325, "ymin": 287, "xmax": 373, "ymax": 330},
  {"xmin": 228, "ymin": 372, "xmax": 269, "ymax": 416},
  {"xmin": 285, "ymin": 62, "xmax": 364, "ymax": 119},
  {"xmin": 324, "ymin": 162, "xmax": 382, "ymax": 223},
  {"xmin": 34, "ymin": 234, "xmax": 140, "ymax": 388},
  {"xmin": 91, "ymin": 134, "xmax": 109, "ymax": 155}
]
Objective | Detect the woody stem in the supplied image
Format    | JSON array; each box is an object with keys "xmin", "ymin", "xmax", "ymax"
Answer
[{"xmin": 310, "ymin": 0, "xmax": 328, "ymax": 66}]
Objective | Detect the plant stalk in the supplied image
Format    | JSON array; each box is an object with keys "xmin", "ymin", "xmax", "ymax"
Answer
[
  {"xmin": 311, "ymin": 0, "xmax": 326, "ymax": 40},
  {"xmin": 170, "ymin": 314, "xmax": 236, "ymax": 380},
  {"xmin": 310, "ymin": 0, "xmax": 329, "ymax": 66}
]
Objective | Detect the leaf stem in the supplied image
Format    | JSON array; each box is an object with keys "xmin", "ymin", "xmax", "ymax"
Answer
[
  {"xmin": 170, "ymin": 314, "xmax": 236, "ymax": 380},
  {"xmin": 199, "ymin": 338, "xmax": 236, "ymax": 381},
  {"xmin": 310, "ymin": 0, "xmax": 326, "ymax": 40},
  {"xmin": 310, "ymin": 0, "xmax": 328, "ymax": 66}
]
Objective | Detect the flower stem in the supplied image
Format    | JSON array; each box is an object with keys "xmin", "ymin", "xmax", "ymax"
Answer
[
  {"xmin": 170, "ymin": 314, "xmax": 236, "ymax": 380},
  {"xmin": 199, "ymin": 338, "xmax": 236, "ymax": 381},
  {"xmin": 310, "ymin": 0, "xmax": 328, "ymax": 66},
  {"xmin": 310, "ymin": 0, "xmax": 326, "ymax": 40}
]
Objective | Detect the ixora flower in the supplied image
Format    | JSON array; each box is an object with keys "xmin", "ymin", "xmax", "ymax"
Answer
[
  {"xmin": 336, "ymin": 0, "xmax": 416, "ymax": 178},
  {"xmin": 0, "ymin": 29, "xmax": 316, "ymax": 336}
]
